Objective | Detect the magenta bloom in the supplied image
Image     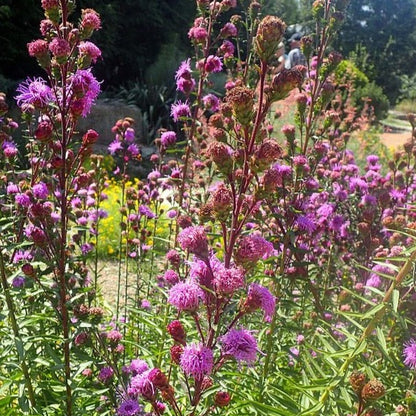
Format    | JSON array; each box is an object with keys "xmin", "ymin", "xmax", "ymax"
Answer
[
  {"xmin": 128, "ymin": 359, "xmax": 149, "ymax": 376},
  {"xmin": 128, "ymin": 370, "xmax": 156, "ymax": 401},
  {"xmin": 98, "ymin": 366, "xmax": 114, "ymax": 383},
  {"xmin": 202, "ymin": 94, "xmax": 220, "ymax": 112},
  {"xmin": 69, "ymin": 69, "xmax": 101, "ymax": 116},
  {"xmin": 168, "ymin": 281, "xmax": 203, "ymax": 312},
  {"xmin": 177, "ymin": 225, "xmax": 209, "ymax": 258},
  {"xmin": 221, "ymin": 328, "xmax": 258, "ymax": 364},
  {"xmin": 212, "ymin": 262, "xmax": 245, "ymax": 295},
  {"xmin": 117, "ymin": 400, "xmax": 142, "ymax": 416},
  {"xmin": 15, "ymin": 77, "xmax": 53, "ymax": 109},
  {"xmin": 236, "ymin": 234, "xmax": 274, "ymax": 264},
  {"xmin": 404, "ymin": 339, "xmax": 416, "ymax": 369},
  {"xmin": 180, "ymin": 343, "xmax": 213, "ymax": 379},
  {"xmin": 220, "ymin": 22, "xmax": 238, "ymax": 38},
  {"xmin": 204, "ymin": 55, "xmax": 223, "ymax": 73},
  {"xmin": 78, "ymin": 41, "xmax": 102, "ymax": 63},
  {"xmin": 32, "ymin": 182, "xmax": 49, "ymax": 199},
  {"xmin": 160, "ymin": 131, "xmax": 177, "ymax": 148},
  {"xmin": 171, "ymin": 100, "xmax": 191, "ymax": 122},
  {"xmin": 244, "ymin": 283, "xmax": 276, "ymax": 322},
  {"xmin": 176, "ymin": 59, "xmax": 192, "ymax": 80}
]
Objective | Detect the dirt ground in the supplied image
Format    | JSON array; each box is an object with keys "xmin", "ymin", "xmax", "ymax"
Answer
[{"xmin": 380, "ymin": 131, "xmax": 411, "ymax": 149}]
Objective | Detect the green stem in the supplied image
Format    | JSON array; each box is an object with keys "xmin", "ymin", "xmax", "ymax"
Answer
[
  {"xmin": 0, "ymin": 251, "xmax": 36, "ymax": 408},
  {"xmin": 302, "ymin": 248, "xmax": 416, "ymax": 415}
]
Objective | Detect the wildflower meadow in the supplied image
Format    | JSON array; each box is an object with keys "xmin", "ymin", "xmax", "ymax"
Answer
[{"xmin": 1, "ymin": 0, "xmax": 416, "ymax": 415}]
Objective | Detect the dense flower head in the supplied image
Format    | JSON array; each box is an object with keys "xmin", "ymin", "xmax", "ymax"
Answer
[
  {"xmin": 168, "ymin": 281, "xmax": 203, "ymax": 312},
  {"xmin": 15, "ymin": 77, "xmax": 53, "ymax": 109},
  {"xmin": 212, "ymin": 261, "xmax": 245, "ymax": 295},
  {"xmin": 32, "ymin": 181, "xmax": 49, "ymax": 199},
  {"xmin": 220, "ymin": 22, "xmax": 238, "ymax": 38},
  {"xmin": 177, "ymin": 226, "xmax": 209, "ymax": 258},
  {"xmin": 219, "ymin": 40, "xmax": 235, "ymax": 57},
  {"xmin": 221, "ymin": 328, "xmax": 258, "ymax": 364},
  {"xmin": 202, "ymin": 94, "xmax": 220, "ymax": 112},
  {"xmin": 81, "ymin": 8, "xmax": 102, "ymax": 31},
  {"xmin": 236, "ymin": 234, "xmax": 274, "ymax": 265},
  {"xmin": 129, "ymin": 370, "xmax": 156, "ymax": 401},
  {"xmin": 203, "ymin": 55, "xmax": 223, "ymax": 73},
  {"xmin": 171, "ymin": 100, "xmax": 191, "ymax": 122},
  {"xmin": 117, "ymin": 400, "xmax": 142, "ymax": 416},
  {"xmin": 180, "ymin": 343, "xmax": 214, "ymax": 379},
  {"xmin": 49, "ymin": 37, "xmax": 70, "ymax": 58},
  {"xmin": 27, "ymin": 39, "xmax": 49, "ymax": 58},
  {"xmin": 98, "ymin": 366, "xmax": 114, "ymax": 383},
  {"xmin": 69, "ymin": 69, "xmax": 101, "ymax": 117},
  {"xmin": 244, "ymin": 283, "xmax": 276, "ymax": 322},
  {"xmin": 78, "ymin": 41, "xmax": 102, "ymax": 64},
  {"xmin": 128, "ymin": 359, "xmax": 149, "ymax": 376},
  {"xmin": 160, "ymin": 131, "xmax": 177, "ymax": 148},
  {"xmin": 403, "ymin": 339, "xmax": 416, "ymax": 369}
]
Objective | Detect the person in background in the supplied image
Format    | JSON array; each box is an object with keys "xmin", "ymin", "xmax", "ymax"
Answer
[{"xmin": 285, "ymin": 32, "xmax": 306, "ymax": 69}]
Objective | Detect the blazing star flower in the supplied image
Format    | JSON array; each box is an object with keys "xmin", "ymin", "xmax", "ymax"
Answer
[
  {"xmin": 219, "ymin": 40, "xmax": 235, "ymax": 56},
  {"xmin": 15, "ymin": 77, "xmax": 53, "ymax": 109},
  {"xmin": 98, "ymin": 366, "xmax": 114, "ymax": 383},
  {"xmin": 78, "ymin": 41, "xmax": 102, "ymax": 64},
  {"xmin": 221, "ymin": 328, "xmax": 258, "ymax": 364},
  {"xmin": 177, "ymin": 226, "xmax": 209, "ymax": 258},
  {"xmin": 236, "ymin": 234, "xmax": 274, "ymax": 264},
  {"xmin": 32, "ymin": 182, "xmax": 49, "ymax": 199},
  {"xmin": 403, "ymin": 339, "xmax": 416, "ymax": 369},
  {"xmin": 244, "ymin": 283, "xmax": 276, "ymax": 322},
  {"xmin": 176, "ymin": 59, "xmax": 192, "ymax": 80},
  {"xmin": 108, "ymin": 140, "xmax": 123, "ymax": 155},
  {"xmin": 160, "ymin": 131, "xmax": 177, "ymax": 148},
  {"xmin": 204, "ymin": 55, "xmax": 223, "ymax": 73},
  {"xmin": 168, "ymin": 281, "xmax": 203, "ymax": 312},
  {"xmin": 180, "ymin": 343, "xmax": 213, "ymax": 379},
  {"xmin": 128, "ymin": 370, "xmax": 156, "ymax": 401},
  {"xmin": 128, "ymin": 359, "xmax": 149, "ymax": 376},
  {"xmin": 117, "ymin": 399, "xmax": 142, "ymax": 416},
  {"xmin": 69, "ymin": 69, "xmax": 101, "ymax": 116},
  {"xmin": 295, "ymin": 215, "xmax": 316, "ymax": 233},
  {"xmin": 202, "ymin": 94, "xmax": 220, "ymax": 112},
  {"xmin": 212, "ymin": 262, "xmax": 245, "ymax": 295},
  {"xmin": 171, "ymin": 100, "xmax": 191, "ymax": 122}
]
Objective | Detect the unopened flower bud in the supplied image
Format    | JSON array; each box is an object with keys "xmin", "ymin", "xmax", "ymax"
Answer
[
  {"xmin": 170, "ymin": 345, "xmax": 183, "ymax": 364},
  {"xmin": 254, "ymin": 15, "xmax": 286, "ymax": 62},
  {"xmin": 349, "ymin": 371, "xmax": 367, "ymax": 395},
  {"xmin": 214, "ymin": 391, "xmax": 231, "ymax": 407},
  {"xmin": 226, "ymin": 86, "xmax": 254, "ymax": 126},
  {"xmin": 361, "ymin": 379, "xmax": 386, "ymax": 401},
  {"xmin": 167, "ymin": 320, "xmax": 187, "ymax": 345}
]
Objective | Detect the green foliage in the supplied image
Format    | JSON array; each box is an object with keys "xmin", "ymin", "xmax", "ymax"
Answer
[
  {"xmin": 334, "ymin": 60, "xmax": 369, "ymax": 89},
  {"xmin": 399, "ymin": 73, "xmax": 416, "ymax": 103},
  {"xmin": 333, "ymin": 0, "xmax": 416, "ymax": 104},
  {"xmin": 354, "ymin": 81, "xmax": 390, "ymax": 120}
]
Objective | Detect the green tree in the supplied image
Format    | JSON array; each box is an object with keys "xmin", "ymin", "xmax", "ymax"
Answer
[
  {"xmin": 0, "ymin": 0, "xmax": 43, "ymax": 81},
  {"xmin": 263, "ymin": 0, "xmax": 300, "ymax": 25},
  {"xmin": 333, "ymin": 0, "xmax": 416, "ymax": 104}
]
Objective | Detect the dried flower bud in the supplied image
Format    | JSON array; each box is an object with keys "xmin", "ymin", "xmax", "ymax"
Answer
[
  {"xmin": 361, "ymin": 379, "xmax": 386, "ymax": 401},
  {"xmin": 349, "ymin": 371, "xmax": 367, "ymax": 395},
  {"xmin": 254, "ymin": 139, "xmax": 283, "ymax": 170},
  {"xmin": 226, "ymin": 86, "xmax": 254, "ymax": 126},
  {"xmin": 270, "ymin": 66, "xmax": 306, "ymax": 101},
  {"xmin": 254, "ymin": 15, "xmax": 286, "ymax": 62},
  {"xmin": 148, "ymin": 368, "xmax": 169, "ymax": 389},
  {"xmin": 170, "ymin": 345, "xmax": 183, "ymax": 364},
  {"xmin": 214, "ymin": 391, "xmax": 231, "ymax": 407},
  {"xmin": 167, "ymin": 320, "xmax": 187, "ymax": 345}
]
